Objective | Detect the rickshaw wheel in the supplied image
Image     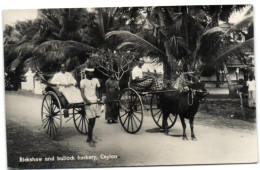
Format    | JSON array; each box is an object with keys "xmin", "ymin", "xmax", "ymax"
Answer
[
  {"xmin": 119, "ymin": 88, "xmax": 143, "ymax": 134},
  {"xmin": 150, "ymin": 94, "xmax": 177, "ymax": 129},
  {"xmin": 41, "ymin": 91, "xmax": 62, "ymax": 138},
  {"xmin": 73, "ymin": 107, "xmax": 88, "ymax": 134}
]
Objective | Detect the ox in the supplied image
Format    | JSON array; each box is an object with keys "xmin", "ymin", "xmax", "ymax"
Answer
[{"xmin": 160, "ymin": 82, "xmax": 208, "ymax": 140}]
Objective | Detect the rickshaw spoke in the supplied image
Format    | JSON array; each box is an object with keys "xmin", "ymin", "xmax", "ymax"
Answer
[
  {"xmin": 45, "ymin": 97, "xmax": 51, "ymax": 110},
  {"xmin": 53, "ymin": 116, "xmax": 60, "ymax": 120},
  {"xmin": 50, "ymin": 99, "xmax": 53, "ymax": 112},
  {"xmin": 153, "ymin": 110, "xmax": 161, "ymax": 117},
  {"xmin": 168, "ymin": 115, "xmax": 173, "ymax": 123},
  {"xmin": 127, "ymin": 114, "xmax": 131, "ymax": 131},
  {"xmin": 53, "ymin": 110, "xmax": 60, "ymax": 115},
  {"xmin": 75, "ymin": 114, "xmax": 81, "ymax": 121},
  {"xmin": 132, "ymin": 115, "xmax": 138, "ymax": 129},
  {"xmin": 74, "ymin": 114, "xmax": 82, "ymax": 122},
  {"xmin": 42, "ymin": 117, "xmax": 49, "ymax": 124},
  {"xmin": 53, "ymin": 119, "xmax": 59, "ymax": 131},
  {"xmin": 42, "ymin": 112, "xmax": 50, "ymax": 115},
  {"xmin": 77, "ymin": 117, "xmax": 82, "ymax": 129},
  {"xmin": 123, "ymin": 114, "xmax": 130, "ymax": 126},
  {"xmin": 81, "ymin": 116, "xmax": 85, "ymax": 132},
  {"xmin": 120, "ymin": 112, "xmax": 128, "ymax": 118},
  {"xmin": 42, "ymin": 117, "xmax": 49, "ymax": 126},
  {"xmin": 130, "ymin": 115, "xmax": 134, "ymax": 132},
  {"xmin": 83, "ymin": 117, "xmax": 87, "ymax": 133},
  {"xmin": 52, "ymin": 104, "xmax": 57, "ymax": 112},
  {"xmin": 43, "ymin": 120, "xmax": 49, "ymax": 128},
  {"xmin": 77, "ymin": 117, "xmax": 83, "ymax": 129},
  {"xmin": 132, "ymin": 102, "xmax": 141, "ymax": 110},
  {"xmin": 43, "ymin": 105, "xmax": 50, "ymax": 113},
  {"xmin": 43, "ymin": 118, "xmax": 50, "ymax": 128},
  {"xmin": 46, "ymin": 119, "xmax": 51, "ymax": 134},
  {"xmin": 156, "ymin": 112, "xmax": 162, "ymax": 124},
  {"xmin": 132, "ymin": 113, "xmax": 141, "ymax": 123}
]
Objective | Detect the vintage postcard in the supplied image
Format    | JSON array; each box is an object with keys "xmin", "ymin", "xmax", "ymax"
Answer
[{"xmin": 2, "ymin": 3, "xmax": 257, "ymax": 169}]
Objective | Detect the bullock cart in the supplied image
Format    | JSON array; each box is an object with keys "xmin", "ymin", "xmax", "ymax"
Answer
[{"xmin": 118, "ymin": 88, "xmax": 179, "ymax": 134}]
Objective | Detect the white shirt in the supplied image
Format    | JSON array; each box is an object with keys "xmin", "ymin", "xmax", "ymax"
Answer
[
  {"xmin": 132, "ymin": 66, "xmax": 143, "ymax": 80},
  {"xmin": 80, "ymin": 78, "xmax": 100, "ymax": 102},
  {"xmin": 247, "ymin": 80, "xmax": 256, "ymax": 91},
  {"xmin": 50, "ymin": 72, "xmax": 77, "ymax": 85}
]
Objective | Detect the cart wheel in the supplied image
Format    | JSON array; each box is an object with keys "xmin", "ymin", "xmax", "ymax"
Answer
[
  {"xmin": 41, "ymin": 91, "xmax": 62, "ymax": 138},
  {"xmin": 119, "ymin": 88, "xmax": 143, "ymax": 134},
  {"xmin": 150, "ymin": 94, "xmax": 177, "ymax": 129},
  {"xmin": 73, "ymin": 107, "xmax": 88, "ymax": 134}
]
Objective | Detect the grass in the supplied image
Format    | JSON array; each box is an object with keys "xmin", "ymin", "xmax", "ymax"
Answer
[
  {"xmin": 6, "ymin": 119, "xmax": 105, "ymax": 169},
  {"xmin": 196, "ymin": 94, "xmax": 256, "ymax": 131}
]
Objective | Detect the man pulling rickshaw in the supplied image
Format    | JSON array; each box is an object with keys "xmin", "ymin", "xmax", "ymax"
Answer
[{"xmin": 44, "ymin": 63, "xmax": 102, "ymax": 147}]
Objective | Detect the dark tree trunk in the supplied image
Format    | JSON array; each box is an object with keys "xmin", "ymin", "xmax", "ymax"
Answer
[{"xmin": 158, "ymin": 8, "xmax": 178, "ymax": 80}]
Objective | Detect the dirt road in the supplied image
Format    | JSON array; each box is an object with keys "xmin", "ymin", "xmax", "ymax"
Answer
[{"xmin": 5, "ymin": 91, "xmax": 258, "ymax": 167}]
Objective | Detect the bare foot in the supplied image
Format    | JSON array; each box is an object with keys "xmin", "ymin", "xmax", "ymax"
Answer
[{"xmin": 89, "ymin": 141, "xmax": 96, "ymax": 147}]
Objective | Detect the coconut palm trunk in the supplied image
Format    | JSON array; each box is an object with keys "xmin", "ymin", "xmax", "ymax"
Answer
[
  {"xmin": 223, "ymin": 64, "xmax": 233, "ymax": 93},
  {"xmin": 158, "ymin": 8, "xmax": 178, "ymax": 80}
]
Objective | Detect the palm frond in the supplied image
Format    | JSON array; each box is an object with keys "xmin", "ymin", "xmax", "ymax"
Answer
[
  {"xmin": 34, "ymin": 40, "xmax": 96, "ymax": 54},
  {"xmin": 244, "ymin": 6, "xmax": 253, "ymax": 16},
  {"xmin": 214, "ymin": 38, "xmax": 254, "ymax": 63},
  {"xmin": 227, "ymin": 14, "xmax": 253, "ymax": 33},
  {"xmin": 169, "ymin": 36, "xmax": 191, "ymax": 54},
  {"xmin": 14, "ymin": 42, "xmax": 37, "ymax": 54},
  {"xmin": 116, "ymin": 42, "xmax": 135, "ymax": 49},
  {"xmin": 203, "ymin": 27, "xmax": 225, "ymax": 36},
  {"xmin": 196, "ymin": 27, "xmax": 225, "ymax": 59},
  {"xmin": 106, "ymin": 31, "xmax": 166, "ymax": 56},
  {"xmin": 10, "ymin": 57, "xmax": 21, "ymax": 71}
]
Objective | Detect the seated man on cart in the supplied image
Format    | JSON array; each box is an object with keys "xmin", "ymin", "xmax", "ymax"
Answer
[
  {"xmin": 130, "ymin": 58, "xmax": 163, "ymax": 91},
  {"xmin": 50, "ymin": 63, "xmax": 84, "ymax": 105}
]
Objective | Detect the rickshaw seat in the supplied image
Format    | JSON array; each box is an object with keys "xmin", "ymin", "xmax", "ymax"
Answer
[{"xmin": 45, "ymin": 85, "xmax": 69, "ymax": 108}]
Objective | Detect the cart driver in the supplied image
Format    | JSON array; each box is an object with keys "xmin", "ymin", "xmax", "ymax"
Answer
[
  {"xmin": 80, "ymin": 67, "xmax": 102, "ymax": 147},
  {"xmin": 131, "ymin": 58, "xmax": 163, "ymax": 91},
  {"xmin": 50, "ymin": 63, "xmax": 84, "ymax": 104}
]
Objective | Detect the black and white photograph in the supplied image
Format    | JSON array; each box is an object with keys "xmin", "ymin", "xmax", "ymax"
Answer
[{"xmin": 1, "ymin": 1, "xmax": 258, "ymax": 169}]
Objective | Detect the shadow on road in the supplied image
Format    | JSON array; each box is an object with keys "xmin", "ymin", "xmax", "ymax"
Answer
[
  {"xmin": 145, "ymin": 128, "xmax": 183, "ymax": 138},
  {"xmin": 145, "ymin": 127, "xmax": 164, "ymax": 133},
  {"xmin": 168, "ymin": 134, "xmax": 183, "ymax": 138}
]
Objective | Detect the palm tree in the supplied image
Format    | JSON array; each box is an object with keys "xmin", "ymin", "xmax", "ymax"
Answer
[
  {"xmin": 105, "ymin": 5, "xmax": 254, "ymax": 92},
  {"xmin": 105, "ymin": 6, "xmax": 208, "ymax": 80},
  {"xmin": 196, "ymin": 11, "xmax": 254, "ymax": 92},
  {"xmin": 4, "ymin": 9, "xmax": 98, "ymax": 74}
]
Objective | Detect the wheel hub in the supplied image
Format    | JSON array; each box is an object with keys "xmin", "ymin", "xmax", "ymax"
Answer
[{"xmin": 125, "ymin": 109, "xmax": 133, "ymax": 115}]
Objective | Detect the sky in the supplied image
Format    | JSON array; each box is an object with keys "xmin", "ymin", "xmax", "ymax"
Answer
[
  {"xmin": 228, "ymin": 5, "xmax": 251, "ymax": 24},
  {"xmin": 2, "ymin": 9, "xmax": 38, "ymax": 27},
  {"xmin": 2, "ymin": 5, "xmax": 252, "ymax": 26}
]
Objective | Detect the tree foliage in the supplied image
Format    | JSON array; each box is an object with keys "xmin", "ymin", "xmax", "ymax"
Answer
[{"xmin": 3, "ymin": 5, "xmax": 254, "ymax": 89}]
